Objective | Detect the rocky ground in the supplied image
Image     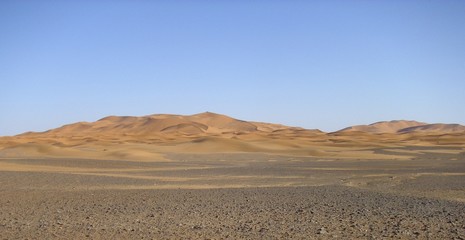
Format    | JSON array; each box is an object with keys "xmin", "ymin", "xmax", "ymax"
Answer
[
  {"xmin": 0, "ymin": 150, "xmax": 464, "ymax": 239},
  {"xmin": 0, "ymin": 186, "xmax": 464, "ymax": 239}
]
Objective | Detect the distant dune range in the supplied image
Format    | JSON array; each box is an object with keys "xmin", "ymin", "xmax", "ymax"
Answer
[
  {"xmin": 338, "ymin": 120, "xmax": 465, "ymax": 134},
  {"xmin": 0, "ymin": 112, "xmax": 464, "ymax": 160}
]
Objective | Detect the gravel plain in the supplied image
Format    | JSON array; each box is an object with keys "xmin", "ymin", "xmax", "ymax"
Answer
[
  {"xmin": 1, "ymin": 151, "xmax": 464, "ymax": 239},
  {"xmin": 1, "ymin": 186, "xmax": 464, "ymax": 239}
]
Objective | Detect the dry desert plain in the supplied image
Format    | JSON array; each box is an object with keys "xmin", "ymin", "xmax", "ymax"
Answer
[{"xmin": 0, "ymin": 112, "xmax": 464, "ymax": 239}]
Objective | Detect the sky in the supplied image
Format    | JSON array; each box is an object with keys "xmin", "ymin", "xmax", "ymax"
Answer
[{"xmin": 1, "ymin": 1, "xmax": 465, "ymax": 136}]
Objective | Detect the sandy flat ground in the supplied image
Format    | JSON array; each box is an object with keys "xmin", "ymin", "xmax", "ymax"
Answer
[{"xmin": 1, "ymin": 147, "xmax": 465, "ymax": 239}]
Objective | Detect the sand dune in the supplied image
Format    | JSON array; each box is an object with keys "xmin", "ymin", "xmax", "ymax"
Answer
[
  {"xmin": 337, "ymin": 120, "xmax": 426, "ymax": 133},
  {"xmin": 398, "ymin": 123, "xmax": 465, "ymax": 133},
  {"xmin": 339, "ymin": 120, "xmax": 465, "ymax": 134},
  {"xmin": 33, "ymin": 112, "xmax": 264, "ymax": 138},
  {"xmin": 1, "ymin": 112, "xmax": 464, "ymax": 160}
]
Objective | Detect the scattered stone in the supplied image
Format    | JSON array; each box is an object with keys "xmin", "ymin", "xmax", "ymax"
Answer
[{"xmin": 318, "ymin": 227, "xmax": 328, "ymax": 234}]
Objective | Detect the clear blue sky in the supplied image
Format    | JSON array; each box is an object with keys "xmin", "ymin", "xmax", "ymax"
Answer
[{"xmin": 1, "ymin": 1, "xmax": 464, "ymax": 136}]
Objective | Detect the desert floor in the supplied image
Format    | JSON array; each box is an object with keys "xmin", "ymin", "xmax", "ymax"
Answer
[{"xmin": 1, "ymin": 147, "xmax": 465, "ymax": 239}]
